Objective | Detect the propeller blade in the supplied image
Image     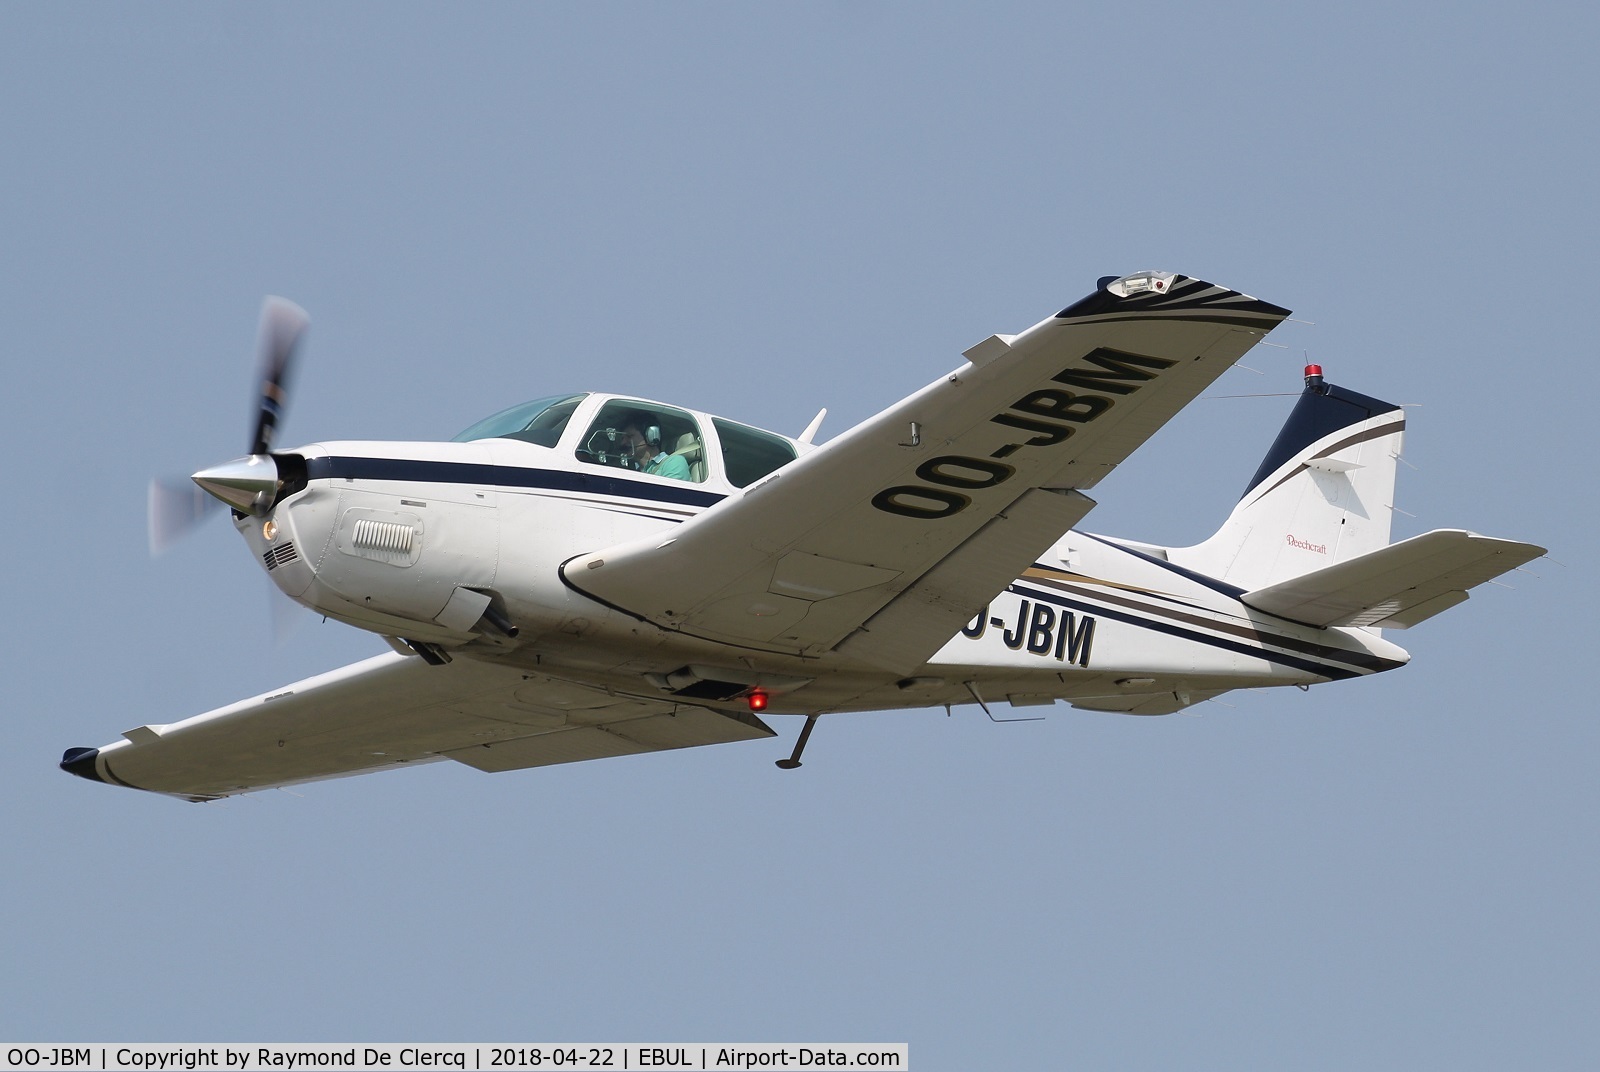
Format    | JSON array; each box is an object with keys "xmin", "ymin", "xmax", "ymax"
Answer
[
  {"xmin": 148, "ymin": 297, "xmax": 309, "ymax": 553},
  {"xmin": 148, "ymin": 477, "xmax": 224, "ymax": 555},
  {"xmin": 249, "ymin": 296, "xmax": 309, "ymax": 455}
]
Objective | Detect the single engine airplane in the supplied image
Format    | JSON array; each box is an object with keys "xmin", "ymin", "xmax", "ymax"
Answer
[{"xmin": 63, "ymin": 271, "xmax": 1544, "ymax": 801}]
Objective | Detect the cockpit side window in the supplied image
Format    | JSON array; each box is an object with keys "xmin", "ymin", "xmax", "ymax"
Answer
[
  {"xmin": 577, "ymin": 400, "xmax": 706, "ymax": 483},
  {"xmin": 713, "ymin": 418, "xmax": 798, "ymax": 488},
  {"xmin": 452, "ymin": 394, "xmax": 588, "ymax": 446}
]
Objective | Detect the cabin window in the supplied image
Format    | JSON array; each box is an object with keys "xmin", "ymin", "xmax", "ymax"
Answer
[
  {"xmin": 576, "ymin": 400, "xmax": 707, "ymax": 483},
  {"xmin": 452, "ymin": 394, "xmax": 588, "ymax": 446},
  {"xmin": 714, "ymin": 418, "xmax": 798, "ymax": 488}
]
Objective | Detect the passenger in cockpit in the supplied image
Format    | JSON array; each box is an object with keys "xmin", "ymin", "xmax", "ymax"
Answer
[{"xmin": 622, "ymin": 421, "xmax": 692, "ymax": 481}]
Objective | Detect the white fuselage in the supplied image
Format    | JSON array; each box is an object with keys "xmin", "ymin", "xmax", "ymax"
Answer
[{"xmin": 245, "ymin": 397, "xmax": 1409, "ymax": 722}]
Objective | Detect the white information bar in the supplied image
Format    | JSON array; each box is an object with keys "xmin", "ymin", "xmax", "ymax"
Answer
[{"xmin": 0, "ymin": 1047, "xmax": 907, "ymax": 1072}]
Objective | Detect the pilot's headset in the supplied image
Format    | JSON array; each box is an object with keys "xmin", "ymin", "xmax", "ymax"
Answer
[
  {"xmin": 622, "ymin": 416, "xmax": 661, "ymax": 463},
  {"xmin": 623, "ymin": 413, "xmax": 660, "ymax": 448}
]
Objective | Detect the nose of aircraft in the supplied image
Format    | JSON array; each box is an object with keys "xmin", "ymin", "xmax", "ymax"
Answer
[{"xmin": 192, "ymin": 454, "xmax": 280, "ymax": 513}]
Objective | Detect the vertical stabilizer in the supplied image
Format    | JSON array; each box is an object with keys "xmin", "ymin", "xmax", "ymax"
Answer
[{"xmin": 1169, "ymin": 367, "xmax": 1406, "ymax": 591}]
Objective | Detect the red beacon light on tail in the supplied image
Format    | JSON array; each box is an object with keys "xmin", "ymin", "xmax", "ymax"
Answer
[{"xmin": 1304, "ymin": 363, "xmax": 1325, "ymax": 390}]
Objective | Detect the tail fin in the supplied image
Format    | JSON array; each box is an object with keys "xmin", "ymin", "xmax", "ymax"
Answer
[{"xmin": 1170, "ymin": 367, "xmax": 1407, "ymax": 591}]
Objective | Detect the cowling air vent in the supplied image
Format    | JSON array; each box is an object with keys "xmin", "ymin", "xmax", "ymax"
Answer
[
  {"xmin": 335, "ymin": 508, "xmax": 423, "ymax": 567},
  {"xmin": 262, "ymin": 542, "xmax": 299, "ymax": 571},
  {"xmin": 353, "ymin": 519, "xmax": 415, "ymax": 557}
]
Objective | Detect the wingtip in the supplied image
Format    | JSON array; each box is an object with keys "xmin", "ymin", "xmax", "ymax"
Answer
[
  {"xmin": 1058, "ymin": 272, "xmax": 1291, "ymax": 324},
  {"xmin": 60, "ymin": 746, "xmax": 105, "ymax": 783}
]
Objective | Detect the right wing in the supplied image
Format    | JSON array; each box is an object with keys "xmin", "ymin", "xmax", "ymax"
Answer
[
  {"xmin": 61, "ymin": 652, "xmax": 774, "ymax": 801},
  {"xmin": 566, "ymin": 272, "xmax": 1291, "ymax": 672}
]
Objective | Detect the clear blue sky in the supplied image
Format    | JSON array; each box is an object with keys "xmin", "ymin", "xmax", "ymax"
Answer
[{"xmin": 4, "ymin": 4, "xmax": 1594, "ymax": 1068}]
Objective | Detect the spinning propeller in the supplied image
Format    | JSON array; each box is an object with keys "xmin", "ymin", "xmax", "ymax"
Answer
[{"xmin": 148, "ymin": 297, "xmax": 310, "ymax": 554}]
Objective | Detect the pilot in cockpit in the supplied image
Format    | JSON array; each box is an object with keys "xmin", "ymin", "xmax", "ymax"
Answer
[{"xmin": 621, "ymin": 420, "xmax": 692, "ymax": 481}]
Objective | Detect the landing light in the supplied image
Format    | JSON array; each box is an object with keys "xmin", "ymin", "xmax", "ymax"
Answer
[
  {"xmin": 262, "ymin": 520, "xmax": 278, "ymax": 541},
  {"xmin": 1106, "ymin": 271, "xmax": 1176, "ymax": 298}
]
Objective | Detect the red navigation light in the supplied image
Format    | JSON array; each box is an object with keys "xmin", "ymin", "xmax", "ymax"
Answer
[{"xmin": 747, "ymin": 690, "xmax": 769, "ymax": 712}]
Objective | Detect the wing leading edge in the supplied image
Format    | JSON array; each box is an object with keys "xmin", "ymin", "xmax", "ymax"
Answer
[
  {"xmin": 61, "ymin": 652, "xmax": 774, "ymax": 801},
  {"xmin": 564, "ymin": 273, "xmax": 1291, "ymax": 671}
]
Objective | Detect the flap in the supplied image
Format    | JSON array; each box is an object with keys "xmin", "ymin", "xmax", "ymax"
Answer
[
  {"xmin": 833, "ymin": 488, "xmax": 1096, "ymax": 673},
  {"xmin": 564, "ymin": 274, "xmax": 1290, "ymax": 662},
  {"xmin": 1241, "ymin": 529, "xmax": 1546, "ymax": 629},
  {"xmin": 444, "ymin": 704, "xmax": 772, "ymax": 772},
  {"xmin": 1068, "ymin": 689, "xmax": 1228, "ymax": 715}
]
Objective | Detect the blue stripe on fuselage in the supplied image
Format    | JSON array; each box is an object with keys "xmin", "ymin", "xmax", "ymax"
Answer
[
  {"xmin": 1013, "ymin": 581, "xmax": 1372, "ymax": 681},
  {"xmin": 304, "ymin": 456, "xmax": 727, "ymax": 509}
]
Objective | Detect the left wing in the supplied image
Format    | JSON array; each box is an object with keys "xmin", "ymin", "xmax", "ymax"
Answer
[
  {"xmin": 61, "ymin": 652, "xmax": 774, "ymax": 801},
  {"xmin": 565, "ymin": 272, "xmax": 1290, "ymax": 671}
]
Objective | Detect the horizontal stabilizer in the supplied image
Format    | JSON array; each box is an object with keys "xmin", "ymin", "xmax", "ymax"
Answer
[{"xmin": 1241, "ymin": 530, "xmax": 1545, "ymax": 629}]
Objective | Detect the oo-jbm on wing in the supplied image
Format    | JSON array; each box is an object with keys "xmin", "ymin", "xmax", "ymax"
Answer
[{"xmin": 563, "ymin": 272, "xmax": 1291, "ymax": 673}]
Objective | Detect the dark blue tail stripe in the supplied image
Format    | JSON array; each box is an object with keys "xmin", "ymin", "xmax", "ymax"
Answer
[{"xmin": 1243, "ymin": 382, "xmax": 1403, "ymax": 499}]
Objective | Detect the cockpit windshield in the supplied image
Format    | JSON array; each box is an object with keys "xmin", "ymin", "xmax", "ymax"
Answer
[
  {"xmin": 450, "ymin": 393, "xmax": 799, "ymax": 488},
  {"xmin": 451, "ymin": 394, "xmax": 588, "ymax": 446}
]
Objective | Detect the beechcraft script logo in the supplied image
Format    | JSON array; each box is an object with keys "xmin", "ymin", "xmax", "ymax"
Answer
[{"xmin": 1286, "ymin": 533, "xmax": 1328, "ymax": 554}]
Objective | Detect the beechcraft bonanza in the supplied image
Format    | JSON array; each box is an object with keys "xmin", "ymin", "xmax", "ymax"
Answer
[{"xmin": 63, "ymin": 272, "xmax": 1545, "ymax": 801}]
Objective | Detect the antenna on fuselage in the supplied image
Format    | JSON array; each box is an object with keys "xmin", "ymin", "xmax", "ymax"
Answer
[{"xmin": 798, "ymin": 408, "xmax": 827, "ymax": 446}]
